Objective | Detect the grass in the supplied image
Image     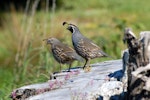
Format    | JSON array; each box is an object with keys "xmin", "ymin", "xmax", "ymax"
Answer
[{"xmin": 1, "ymin": 0, "xmax": 150, "ymax": 99}]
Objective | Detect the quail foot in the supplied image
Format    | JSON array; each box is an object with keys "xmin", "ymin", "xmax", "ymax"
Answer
[
  {"xmin": 63, "ymin": 22, "xmax": 109, "ymax": 71},
  {"xmin": 43, "ymin": 38, "xmax": 82, "ymax": 72}
]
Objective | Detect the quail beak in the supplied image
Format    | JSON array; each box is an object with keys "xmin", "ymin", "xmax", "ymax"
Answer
[{"xmin": 43, "ymin": 38, "xmax": 49, "ymax": 45}]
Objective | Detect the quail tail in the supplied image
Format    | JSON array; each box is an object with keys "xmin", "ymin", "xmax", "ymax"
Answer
[
  {"xmin": 99, "ymin": 50, "xmax": 113, "ymax": 58},
  {"xmin": 74, "ymin": 54, "xmax": 84, "ymax": 62}
]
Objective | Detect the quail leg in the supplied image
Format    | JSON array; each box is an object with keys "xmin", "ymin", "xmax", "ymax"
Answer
[
  {"xmin": 59, "ymin": 63, "xmax": 62, "ymax": 72},
  {"xmin": 83, "ymin": 59, "xmax": 88, "ymax": 69},
  {"xmin": 68, "ymin": 63, "xmax": 72, "ymax": 72},
  {"xmin": 83, "ymin": 58, "xmax": 91, "ymax": 72}
]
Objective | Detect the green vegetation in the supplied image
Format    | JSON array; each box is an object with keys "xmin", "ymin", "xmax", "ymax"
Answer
[{"xmin": 1, "ymin": 0, "xmax": 150, "ymax": 99}]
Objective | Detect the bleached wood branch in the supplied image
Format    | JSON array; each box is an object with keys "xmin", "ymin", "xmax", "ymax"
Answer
[
  {"xmin": 132, "ymin": 63, "xmax": 150, "ymax": 78},
  {"xmin": 132, "ymin": 64, "xmax": 150, "ymax": 91}
]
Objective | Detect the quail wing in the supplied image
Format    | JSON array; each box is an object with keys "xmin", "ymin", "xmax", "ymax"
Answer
[
  {"xmin": 52, "ymin": 43, "xmax": 82, "ymax": 63},
  {"xmin": 75, "ymin": 37, "xmax": 107, "ymax": 58}
]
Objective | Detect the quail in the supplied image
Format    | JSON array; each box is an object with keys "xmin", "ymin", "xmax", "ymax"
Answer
[
  {"xmin": 63, "ymin": 22, "xmax": 108, "ymax": 70},
  {"xmin": 43, "ymin": 38, "xmax": 82, "ymax": 72}
]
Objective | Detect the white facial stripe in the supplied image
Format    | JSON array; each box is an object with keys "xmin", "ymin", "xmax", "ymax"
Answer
[{"xmin": 72, "ymin": 26, "xmax": 75, "ymax": 34}]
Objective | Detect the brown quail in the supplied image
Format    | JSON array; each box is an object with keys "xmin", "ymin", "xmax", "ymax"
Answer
[
  {"xmin": 63, "ymin": 22, "xmax": 108, "ymax": 70},
  {"xmin": 44, "ymin": 38, "xmax": 82, "ymax": 72}
]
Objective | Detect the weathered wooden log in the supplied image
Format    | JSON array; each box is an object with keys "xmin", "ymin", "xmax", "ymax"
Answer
[
  {"xmin": 132, "ymin": 64, "xmax": 150, "ymax": 91},
  {"xmin": 127, "ymin": 64, "xmax": 150, "ymax": 100},
  {"xmin": 140, "ymin": 31, "xmax": 150, "ymax": 64},
  {"xmin": 123, "ymin": 29, "xmax": 150, "ymax": 100},
  {"xmin": 10, "ymin": 60, "xmax": 127, "ymax": 100}
]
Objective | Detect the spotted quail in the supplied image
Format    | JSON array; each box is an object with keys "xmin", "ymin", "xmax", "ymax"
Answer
[
  {"xmin": 43, "ymin": 37, "xmax": 82, "ymax": 72},
  {"xmin": 63, "ymin": 22, "xmax": 108, "ymax": 70}
]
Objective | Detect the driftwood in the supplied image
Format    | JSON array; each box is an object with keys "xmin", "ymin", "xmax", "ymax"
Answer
[
  {"xmin": 10, "ymin": 60, "xmax": 127, "ymax": 100},
  {"xmin": 123, "ymin": 28, "xmax": 150, "ymax": 100}
]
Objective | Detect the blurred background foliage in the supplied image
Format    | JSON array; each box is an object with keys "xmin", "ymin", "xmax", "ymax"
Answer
[{"xmin": 0, "ymin": 0, "xmax": 150, "ymax": 99}]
